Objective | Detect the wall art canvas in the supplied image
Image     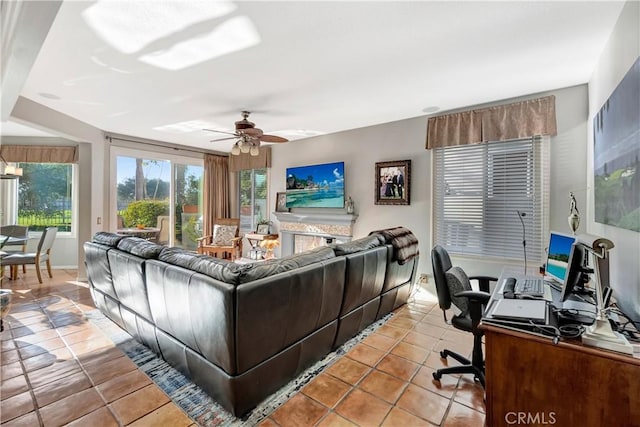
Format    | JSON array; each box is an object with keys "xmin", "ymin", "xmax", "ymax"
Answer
[{"xmin": 593, "ymin": 57, "xmax": 640, "ymax": 232}]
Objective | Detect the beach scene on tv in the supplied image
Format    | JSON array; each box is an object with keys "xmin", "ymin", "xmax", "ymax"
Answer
[
  {"xmin": 286, "ymin": 161, "xmax": 345, "ymax": 208},
  {"xmin": 546, "ymin": 233, "xmax": 575, "ymax": 282}
]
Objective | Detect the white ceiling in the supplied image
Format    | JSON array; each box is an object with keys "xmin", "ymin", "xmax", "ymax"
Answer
[{"xmin": 3, "ymin": 1, "xmax": 626, "ymax": 153}]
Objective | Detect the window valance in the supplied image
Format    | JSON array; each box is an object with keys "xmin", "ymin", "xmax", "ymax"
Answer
[
  {"xmin": 228, "ymin": 146, "xmax": 271, "ymax": 172},
  {"xmin": 0, "ymin": 145, "xmax": 78, "ymax": 163},
  {"xmin": 425, "ymin": 95, "xmax": 557, "ymax": 149}
]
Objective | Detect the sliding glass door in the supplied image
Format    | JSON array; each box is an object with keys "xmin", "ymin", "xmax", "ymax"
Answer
[{"xmin": 111, "ymin": 147, "xmax": 203, "ymax": 248}]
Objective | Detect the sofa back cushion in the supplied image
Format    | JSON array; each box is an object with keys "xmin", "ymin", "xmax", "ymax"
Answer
[
  {"xmin": 92, "ymin": 231, "xmax": 126, "ymax": 247},
  {"xmin": 332, "ymin": 234, "xmax": 385, "ymax": 256},
  {"xmin": 237, "ymin": 246, "xmax": 335, "ymax": 284},
  {"xmin": 158, "ymin": 247, "xmax": 241, "ymax": 284},
  {"xmin": 116, "ymin": 237, "xmax": 164, "ymax": 259}
]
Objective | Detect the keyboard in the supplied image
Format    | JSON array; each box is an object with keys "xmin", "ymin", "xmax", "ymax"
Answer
[{"xmin": 515, "ymin": 277, "xmax": 545, "ymax": 296}]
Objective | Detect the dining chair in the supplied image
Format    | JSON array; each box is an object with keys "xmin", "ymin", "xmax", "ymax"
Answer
[
  {"xmin": 2, "ymin": 227, "xmax": 57, "ymax": 284},
  {"xmin": 0, "ymin": 225, "xmax": 29, "ymax": 274}
]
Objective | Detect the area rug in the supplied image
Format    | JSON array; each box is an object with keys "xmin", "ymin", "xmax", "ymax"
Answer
[{"xmin": 87, "ymin": 309, "xmax": 393, "ymax": 426}]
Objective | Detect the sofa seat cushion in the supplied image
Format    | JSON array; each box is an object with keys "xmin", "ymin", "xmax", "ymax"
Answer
[
  {"xmin": 93, "ymin": 231, "xmax": 127, "ymax": 247},
  {"xmin": 332, "ymin": 234, "xmax": 385, "ymax": 256},
  {"xmin": 159, "ymin": 247, "xmax": 241, "ymax": 284},
  {"xmin": 116, "ymin": 237, "xmax": 164, "ymax": 259},
  {"xmin": 238, "ymin": 246, "xmax": 335, "ymax": 284}
]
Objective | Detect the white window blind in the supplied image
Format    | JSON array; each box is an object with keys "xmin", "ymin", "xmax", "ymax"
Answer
[{"xmin": 433, "ymin": 136, "xmax": 550, "ymax": 263}]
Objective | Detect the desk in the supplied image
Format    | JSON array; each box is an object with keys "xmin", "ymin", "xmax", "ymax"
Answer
[
  {"xmin": 116, "ymin": 228, "xmax": 160, "ymax": 241},
  {"xmin": 482, "ymin": 269, "xmax": 640, "ymax": 426},
  {"xmin": 483, "ymin": 324, "xmax": 640, "ymax": 426}
]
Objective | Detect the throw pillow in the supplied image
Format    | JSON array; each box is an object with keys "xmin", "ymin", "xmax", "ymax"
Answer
[
  {"xmin": 212, "ymin": 225, "xmax": 237, "ymax": 246},
  {"xmin": 445, "ymin": 266, "xmax": 472, "ymax": 314}
]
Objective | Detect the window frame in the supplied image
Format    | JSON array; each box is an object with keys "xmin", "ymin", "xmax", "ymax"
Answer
[
  {"xmin": 432, "ymin": 136, "xmax": 550, "ymax": 263},
  {"xmin": 15, "ymin": 162, "xmax": 78, "ymax": 238},
  {"xmin": 109, "ymin": 146, "xmax": 204, "ymax": 246}
]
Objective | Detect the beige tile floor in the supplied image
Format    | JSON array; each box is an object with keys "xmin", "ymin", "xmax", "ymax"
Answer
[{"xmin": 1, "ymin": 269, "xmax": 485, "ymax": 426}]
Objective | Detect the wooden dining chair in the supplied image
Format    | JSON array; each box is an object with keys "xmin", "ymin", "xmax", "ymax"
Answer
[
  {"xmin": 2, "ymin": 227, "xmax": 57, "ymax": 283},
  {"xmin": 0, "ymin": 225, "xmax": 29, "ymax": 274}
]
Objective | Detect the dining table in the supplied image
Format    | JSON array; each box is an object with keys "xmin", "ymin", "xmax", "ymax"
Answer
[{"xmin": 116, "ymin": 227, "xmax": 161, "ymax": 241}]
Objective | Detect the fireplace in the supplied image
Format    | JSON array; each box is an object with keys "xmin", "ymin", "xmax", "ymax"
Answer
[{"xmin": 273, "ymin": 212, "xmax": 357, "ymax": 257}]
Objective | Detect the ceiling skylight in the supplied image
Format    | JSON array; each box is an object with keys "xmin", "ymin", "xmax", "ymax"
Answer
[
  {"xmin": 82, "ymin": 0, "xmax": 237, "ymax": 54},
  {"xmin": 138, "ymin": 16, "xmax": 260, "ymax": 70}
]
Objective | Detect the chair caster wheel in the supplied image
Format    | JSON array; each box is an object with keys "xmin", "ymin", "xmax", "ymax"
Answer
[
  {"xmin": 432, "ymin": 372, "xmax": 442, "ymax": 381},
  {"xmin": 439, "ymin": 351, "xmax": 447, "ymax": 359}
]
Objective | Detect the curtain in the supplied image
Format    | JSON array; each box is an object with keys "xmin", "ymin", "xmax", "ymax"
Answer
[
  {"xmin": 228, "ymin": 146, "xmax": 271, "ymax": 172},
  {"xmin": 203, "ymin": 154, "xmax": 230, "ymax": 237},
  {"xmin": 425, "ymin": 95, "xmax": 557, "ymax": 149},
  {"xmin": 0, "ymin": 145, "xmax": 78, "ymax": 163}
]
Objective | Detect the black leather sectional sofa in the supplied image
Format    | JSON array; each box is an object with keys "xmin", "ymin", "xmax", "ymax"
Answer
[{"xmin": 84, "ymin": 230, "xmax": 418, "ymax": 416}]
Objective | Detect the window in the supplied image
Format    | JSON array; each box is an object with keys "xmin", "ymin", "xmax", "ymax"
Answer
[
  {"xmin": 17, "ymin": 163, "xmax": 75, "ymax": 233},
  {"xmin": 433, "ymin": 136, "xmax": 549, "ymax": 262},
  {"xmin": 239, "ymin": 168, "xmax": 268, "ymax": 233},
  {"xmin": 112, "ymin": 148, "xmax": 203, "ymax": 249}
]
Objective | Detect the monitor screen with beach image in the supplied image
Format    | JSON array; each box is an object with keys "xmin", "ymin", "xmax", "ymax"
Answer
[
  {"xmin": 285, "ymin": 161, "xmax": 345, "ymax": 208},
  {"xmin": 545, "ymin": 231, "xmax": 576, "ymax": 284}
]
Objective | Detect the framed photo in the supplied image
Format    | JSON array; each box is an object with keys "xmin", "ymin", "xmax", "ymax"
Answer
[
  {"xmin": 375, "ymin": 160, "xmax": 411, "ymax": 205},
  {"xmin": 275, "ymin": 192, "xmax": 289, "ymax": 212},
  {"xmin": 256, "ymin": 224, "xmax": 270, "ymax": 234}
]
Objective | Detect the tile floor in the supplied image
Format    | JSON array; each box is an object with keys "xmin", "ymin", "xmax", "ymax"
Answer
[{"xmin": 1, "ymin": 269, "xmax": 485, "ymax": 426}]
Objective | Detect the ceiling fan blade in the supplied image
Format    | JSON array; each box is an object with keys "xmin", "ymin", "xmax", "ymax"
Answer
[
  {"xmin": 203, "ymin": 128, "xmax": 239, "ymax": 137},
  {"xmin": 260, "ymin": 135, "xmax": 289, "ymax": 143},
  {"xmin": 242, "ymin": 127, "xmax": 263, "ymax": 137},
  {"xmin": 210, "ymin": 136, "xmax": 238, "ymax": 142}
]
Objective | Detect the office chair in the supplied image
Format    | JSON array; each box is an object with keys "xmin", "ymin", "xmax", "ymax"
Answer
[{"xmin": 431, "ymin": 245, "xmax": 496, "ymax": 387}]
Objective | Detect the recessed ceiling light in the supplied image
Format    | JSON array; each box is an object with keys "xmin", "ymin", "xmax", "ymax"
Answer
[
  {"xmin": 422, "ymin": 106, "xmax": 440, "ymax": 114},
  {"xmin": 38, "ymin": 93, "xmax": 61, "ymax": 100}
]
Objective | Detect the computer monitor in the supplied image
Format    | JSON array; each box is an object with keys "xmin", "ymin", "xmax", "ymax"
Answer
[
  {"xmin": 560, "ymin": 242, "xmax": 587, "ymax": 303},
  {"xmin": 545, "ymin": 231, "xmax": 576, "ymax": 286}
]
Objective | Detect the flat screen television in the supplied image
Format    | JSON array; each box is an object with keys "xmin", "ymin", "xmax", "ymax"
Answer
[
  {"xmin": 545, "ymin": 231, "xmax": 576, "ymax": 285},
  {"xmin": 286, "ymin": 161, "xmax": 345, "ymax": 208}
]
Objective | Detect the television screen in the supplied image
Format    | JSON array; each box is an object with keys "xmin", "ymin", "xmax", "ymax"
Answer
[
  {"xmin": 286, "ymin": 161, "xmax": 345, "ymax": 208},
  {"xmin": 545, "ymin": 231, "xmax": 576, "ymax": 285}
]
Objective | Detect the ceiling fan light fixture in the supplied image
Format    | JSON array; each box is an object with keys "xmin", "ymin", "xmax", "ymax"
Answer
[
  {"xmin": 249, "ymin": 145, "xmax": 260, "ymax": 156},
  {"xmin": 231, "ymin": 143, "xmax": 241, "ymax": 155},
  {"xmin": 239, "ymin": 141, "xmax": 251, "ymax": 154}
]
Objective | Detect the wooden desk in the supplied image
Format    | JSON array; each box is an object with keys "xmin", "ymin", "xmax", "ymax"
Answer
[{"xmin": 483, "ymin": 322, "xmax": 640, "ymax": 426}]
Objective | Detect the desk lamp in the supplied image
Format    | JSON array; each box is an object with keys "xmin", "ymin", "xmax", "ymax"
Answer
[{"xmin": 577, "ymin": 235, "xmax": 633, "ymax": 355}]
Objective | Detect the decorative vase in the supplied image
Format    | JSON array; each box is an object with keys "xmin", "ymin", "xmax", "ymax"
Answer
[{"xmin": 346, "ymin": 196, "xmax": 355, "ymax": 214}]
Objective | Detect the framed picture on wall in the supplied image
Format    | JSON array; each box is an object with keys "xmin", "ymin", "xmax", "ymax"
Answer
[
  {"xmin": 375, "ymin": 160, "xmax": 411, "ymax": 205},
  {"xmin": 275, "ymin": 192, "xmax": 289, "ymax": 212}
]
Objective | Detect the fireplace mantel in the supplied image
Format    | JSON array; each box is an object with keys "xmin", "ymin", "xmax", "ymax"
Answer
[
  {"xmin": 273, "ymin": 212, "xmax": 357, "ymax": 232},
  {"xmin": 273, "ymin": 211, "xmax": 358, "ymax": 256}
]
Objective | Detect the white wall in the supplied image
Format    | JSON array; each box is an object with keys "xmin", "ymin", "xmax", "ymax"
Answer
[
  {"xmin": 271, "ymin": 84, "xmax": 590, "ymax": 282},
  {"xmin": 588, "ymin": 0, "xmax": 640, "ymax": 322},
  {"xmin": 271, "ymin": 116, "xmax": 432, "ymax": 275}
]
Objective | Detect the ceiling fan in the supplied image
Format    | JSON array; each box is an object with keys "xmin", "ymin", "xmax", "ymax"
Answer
[{"xmin": 204, "ymin": 111, "xmax": 288, "ymax": 156}]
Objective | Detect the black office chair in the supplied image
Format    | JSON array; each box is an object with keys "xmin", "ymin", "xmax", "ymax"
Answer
[{"xmin": 431, "ymin": 245, "xmax": 496, "ymax": 387}]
